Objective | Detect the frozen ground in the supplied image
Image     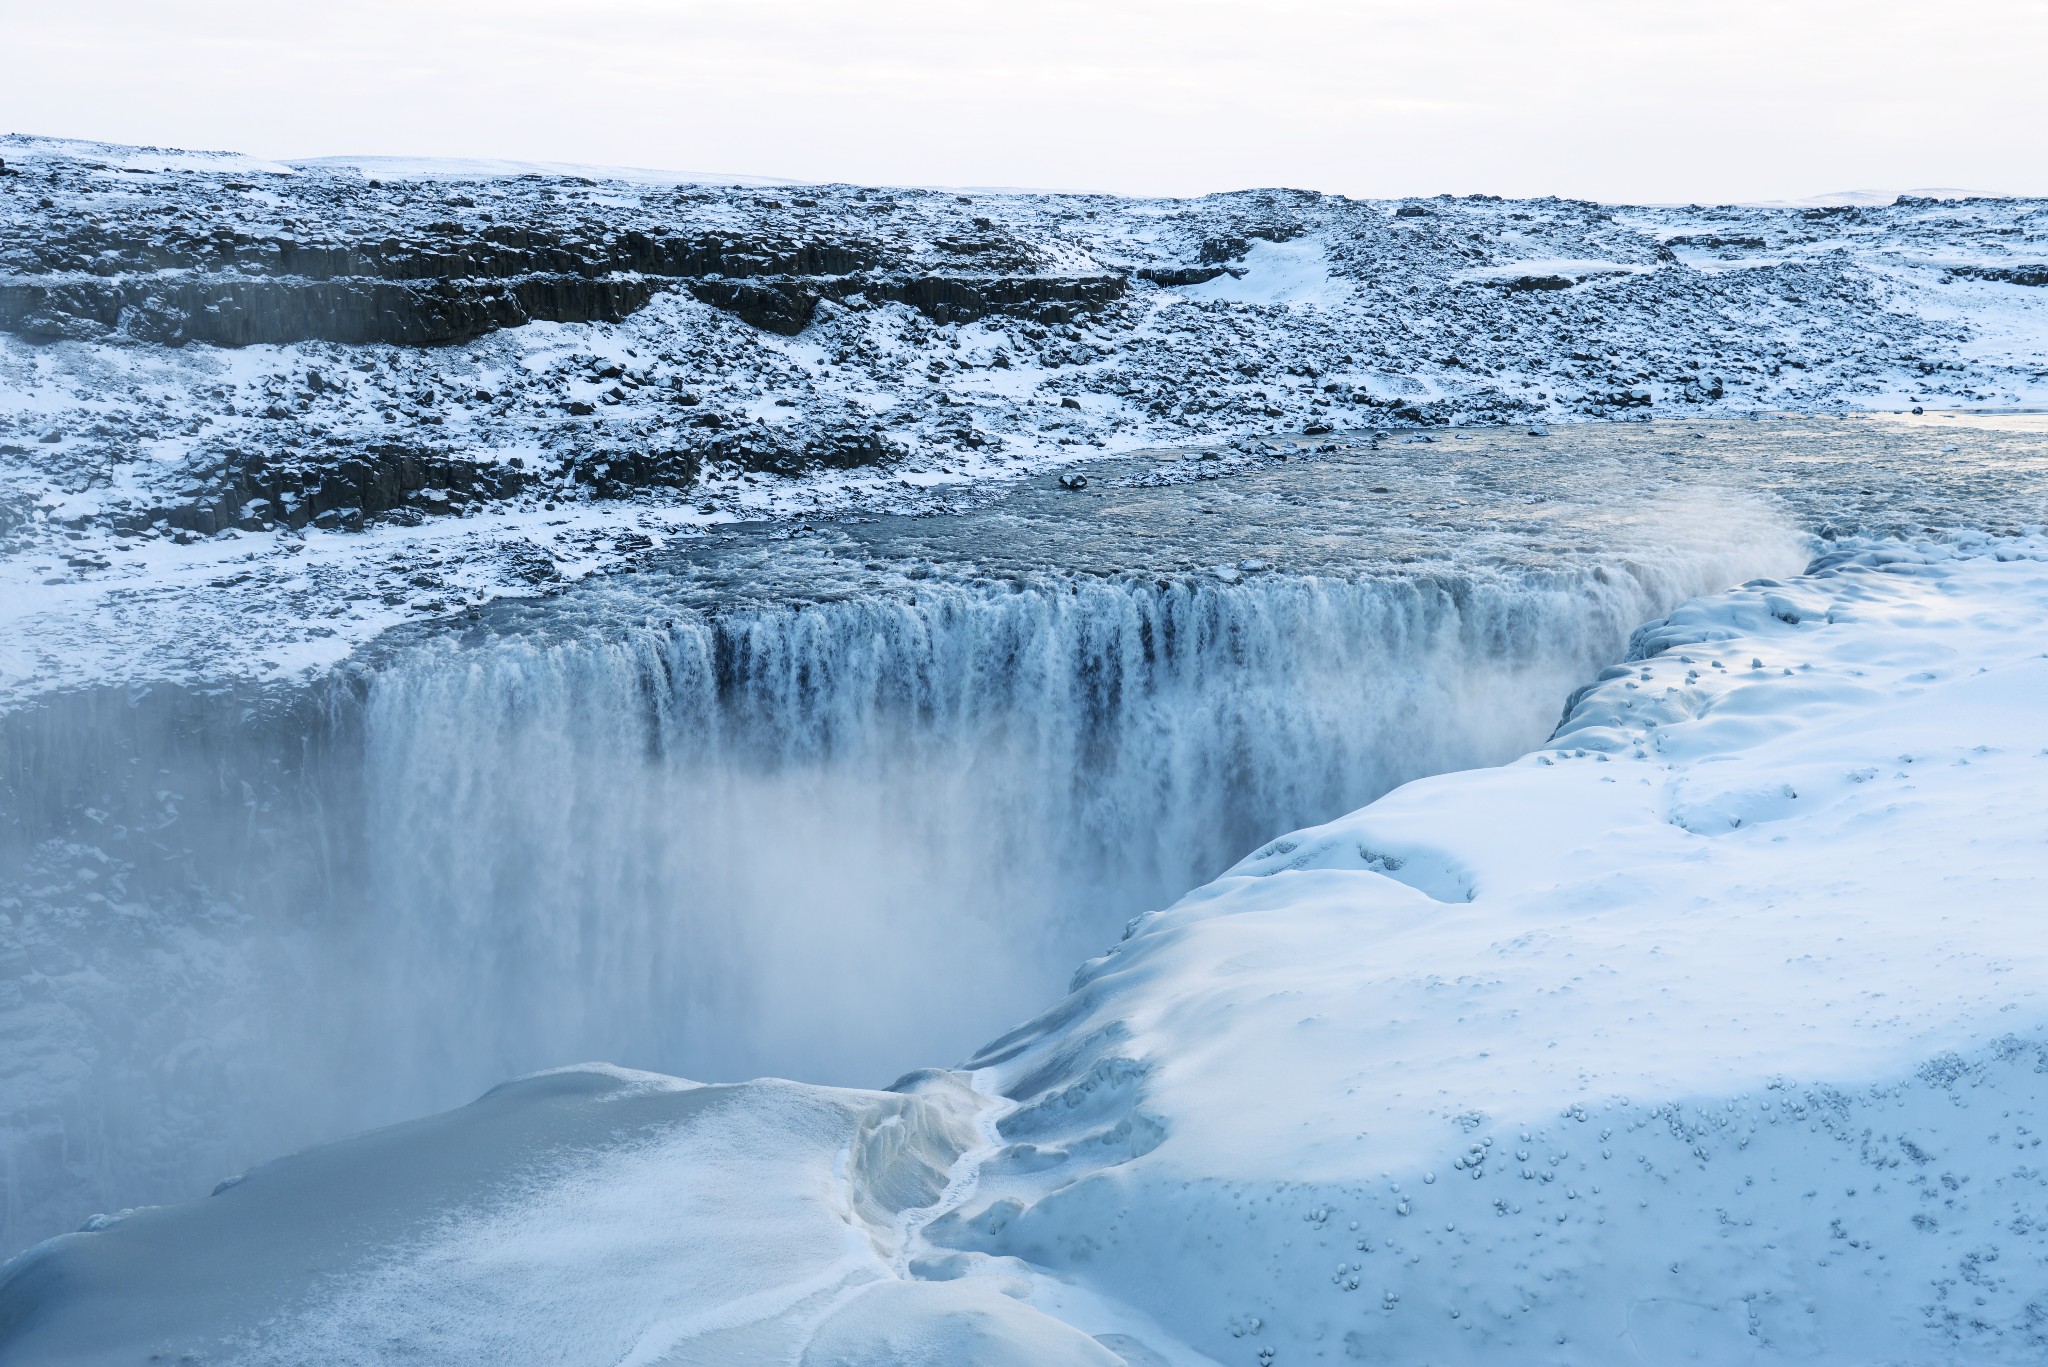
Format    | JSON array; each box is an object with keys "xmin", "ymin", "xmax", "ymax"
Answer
[
  {"xmin": 4, "ymin": 136, "xmax": 2048, "ymax": 699},
  {"xmin": 5, "ymin": 535, "xmax": 2046, "ymax": 1365}
]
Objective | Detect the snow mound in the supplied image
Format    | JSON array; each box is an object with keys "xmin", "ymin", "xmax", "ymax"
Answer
[
  {"xmin": 939, "ymin": 536, "xmax": 2048, "ymax": 1364},
  {"xmin": 1175, "ymin": 239, "xmax": 1346, "ymax": 307},
  {"xmin": 0, "ymin": 133, "xmax": 296, "ymax": 177},
  {"xmin": 6, "ymin": 537, "xmax": 2048, "ymax": 1365}
]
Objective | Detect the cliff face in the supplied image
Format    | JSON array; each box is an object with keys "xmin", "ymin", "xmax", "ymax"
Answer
[
  {"xmin": 0, "ymin": 273, "xmax": 663, "ymax": 347},
  {"xmin": 0, "ymin": 169, "xmax": 1121, "ymax": 347}
]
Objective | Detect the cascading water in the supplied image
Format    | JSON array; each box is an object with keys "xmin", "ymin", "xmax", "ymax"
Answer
[
  {"xmin": 0, "ymin": 449, "xmax": 1816, "ymax": 1255},
  {"xmin": 355, "ymin": 569, "xmax": 1682, "ymax": 1093}
]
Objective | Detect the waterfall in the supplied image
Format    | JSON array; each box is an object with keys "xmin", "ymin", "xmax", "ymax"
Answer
[
  {"xmin": 0, "ymin": 528, "xmax": 1807, "ymax": 1253},
  {"xmin": 350, "ymin": 557, "xmax": 1777, "ymax": 1089}
]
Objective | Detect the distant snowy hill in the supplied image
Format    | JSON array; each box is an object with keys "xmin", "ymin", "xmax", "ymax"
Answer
[{"xmin": 6, "ymin": 535, "xmax": 2047, "ymax": 1365}]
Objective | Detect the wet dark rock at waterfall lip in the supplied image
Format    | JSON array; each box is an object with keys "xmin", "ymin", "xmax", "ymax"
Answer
[{"xmin": 377, "ymin": 415, "xmax": 2048, "ymax": 656}]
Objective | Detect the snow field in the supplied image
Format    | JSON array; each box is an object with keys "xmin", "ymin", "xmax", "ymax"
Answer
[{"xmin": 0, "ymin": 523, "xmax": 1795, "ymax": 1254}]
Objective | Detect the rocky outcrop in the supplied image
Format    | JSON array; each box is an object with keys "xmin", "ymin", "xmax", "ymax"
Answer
[
  {"xmin": 1949, "ymin": 263, "xmax": 2048, "ymax": 287},
  {"xmin": 122, "ymin": 443, "xmax": 531, "ymax": 535},
  {"xmin": 8, "ymin": 219, "xmax": 877, "ymax": 286},
  {"xmin": 109, "ymin": 419, "xmax": 909, "ymax": 536},
  {"xmin": 0, "ymin": 274, "xmax": 660, "ymax": 347},
  {"xmin": 685, "ymin": 278, "xmax": 821, "ymax": 335},
  {"xmin": 684, "ymin": 270, "xmax": 1127, "ymax": 333},
  {"xmin": 861, "ymin": 272, "xmax": 1125, "ymax": 325},
  {"xmin": 0, "ymin": 174, "xmax": 1126, "ymax": 345},
  {"xmin": 1137, "ymin": 265, "xmax": 1230, "ymax": 287},
  {"xmin": 1484, "ymin": 273, "xmax": 1579, "ymax": 291},
  {"xmin": 6, "ymin": 135, "xmax": 2039, "ymax": 558}
]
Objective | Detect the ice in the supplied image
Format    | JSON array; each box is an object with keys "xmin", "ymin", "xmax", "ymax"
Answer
[
  {"xmin": 7, "ymin": 132, "xmax": 2048, "ymax": 1360},
  {"xmin": 0, "ymin": 1066, "xmax": 1116, "ymax": 1366},
  {"xmin": 9, "ymin": 536, "xmax": 2048, "ymax": 1363}
]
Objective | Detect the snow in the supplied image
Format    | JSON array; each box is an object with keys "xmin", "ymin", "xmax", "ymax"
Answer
[
  {"xmin": 0, "ymin": 1067, "xmax": 1103, "ymax": 1367},
  {"xmin": 9, "ymin": 535, "xmax": 2048, "ymax": 1363},
  {"xmin": 1175, "ymin": 239, "xmax": 1346, "ymax": 307},
  {"xmin": 0, "ymin": 133, "xmax": 298, "ymax": 177},
  {"xmin": 3, "ymin": 435, "xmax": 1835, "ymax": 1254},
  {"xmin": 7, "ymin": 131, "xmax": 2048, "ymax": 1358}
]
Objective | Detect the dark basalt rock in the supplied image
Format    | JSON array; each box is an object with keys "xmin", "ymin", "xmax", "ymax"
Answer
[
  {"xmin": 118, "ymin": 441, "xmax": 527, "ymax": 535},
  {"xmin": 1138, "ymin": 266, "xmax": 1230, "ymax": 287},
  {"xmin": 861, "ymin": 272, "xmax": 1126, "ymax": 326},
  {"xmin": 697, "ymin": 427, "xmax": 905, "ymax": 478},
  {"xmin": 1666, "ymin": 234, "xmax": 1768, "ymax": 250},
  {"xmin": 0, "ymin": 173, "xmax": 1126, "ymax": 345},
  {"xmin": 568, "ymin": 448, "xmax": 701, "ymax": 499},
  {"xmin": 686, "ymin": 278, "xmax": 821, "ymax": 335},
  {"xmin": 115, "ymin": 415, "xmax": 908, "ymax": 536},
  {"xmin": 1948, "ymin": 263, "xmax": 2048, "ymax": 287},
  {"xmin": 9, "ymin": 220, "xmax": 875, "ymax": 287},
  {"xmin": 0, "ymin": 274, "xmax": 658, "ymax": 347},
  {"xmin": 681, "ymin": 269, "xmax": 1126, "ymax": 333},
  {"xmin": 1486, "ymin": 274, "xmax": 1578, "ymax": 292}
]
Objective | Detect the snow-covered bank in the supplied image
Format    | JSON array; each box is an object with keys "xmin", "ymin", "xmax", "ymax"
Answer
[
  {"xmin": 8, "ymin": 536, "xmax": 2046, "ymax": 1365},
  {"xmin": 939, "ymin": 535, "xmax": 2048, "ymax": 1364}
]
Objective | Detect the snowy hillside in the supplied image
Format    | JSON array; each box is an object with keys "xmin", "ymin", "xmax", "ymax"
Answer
[
  {"xmin": 6, "ymin": 536, "xmax": 2047, "ymax": 1365},
  {"xmin": 4, "ymin": 136, "xmax": 2048, "ymax": 699}
]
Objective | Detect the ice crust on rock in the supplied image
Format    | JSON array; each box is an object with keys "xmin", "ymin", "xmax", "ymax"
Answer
[{"xmin": 9, "ymin": 537, "xmax": 2048, "ymax": 1364}]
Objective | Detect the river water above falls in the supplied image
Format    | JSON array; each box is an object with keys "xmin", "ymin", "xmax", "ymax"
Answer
[{"xmin": 6, "ymin": 415, "xmax": 2048, "ymax": 1254}]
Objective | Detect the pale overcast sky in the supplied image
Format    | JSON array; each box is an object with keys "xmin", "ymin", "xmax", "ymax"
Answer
[{"xmin": 7, "ymin": 1, "xmax": 2045, "ymax": 202}]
